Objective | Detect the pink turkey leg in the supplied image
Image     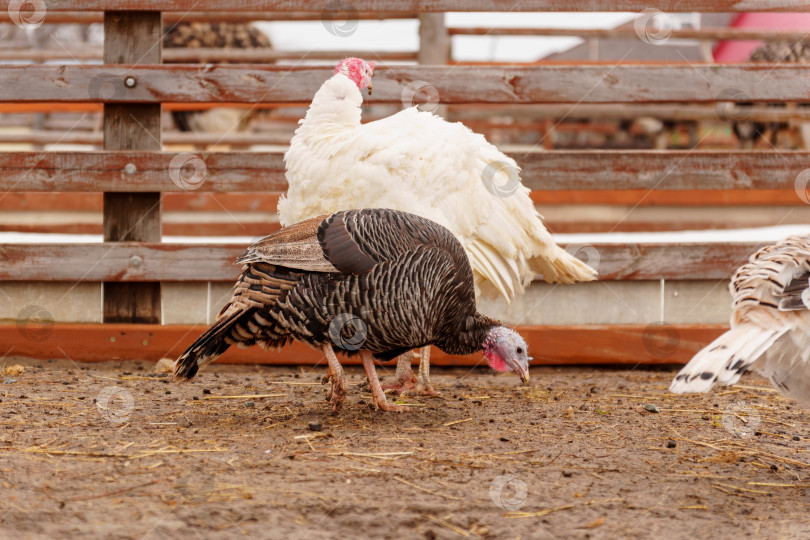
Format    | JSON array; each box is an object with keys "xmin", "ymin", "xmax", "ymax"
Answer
[
  {"xmin": 381, "ymin": 350, "xmax": 418, "ymax": 394},
  {"xmin": 322, "ymin": 343, "xmax": 347, "ymax": 412},
  {"xmin": 400, "ymin": 346, "xmax": 440, "ymax": 397},
  {"xmin": 360, "ymin": 351, "xmax": 412, "ymax": 412}
]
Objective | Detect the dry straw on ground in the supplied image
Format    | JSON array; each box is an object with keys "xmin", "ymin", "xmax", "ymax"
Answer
[{"xmin": 1, "ymin": 359, "xmax": 809, "ymax": 538}]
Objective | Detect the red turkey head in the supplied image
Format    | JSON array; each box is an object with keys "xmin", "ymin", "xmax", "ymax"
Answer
[
  {"xmin": 335, "ymin": 57, "xmax": 375, "ymax": 93},
  {"xmin": 482, "ymin": 326, "xmax": 531, "ymax": 384}
]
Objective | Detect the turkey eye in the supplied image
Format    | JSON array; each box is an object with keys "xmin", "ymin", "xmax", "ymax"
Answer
[{"xmin": 516, "ymin": 347, "xmax": 523, "ymax": 354}]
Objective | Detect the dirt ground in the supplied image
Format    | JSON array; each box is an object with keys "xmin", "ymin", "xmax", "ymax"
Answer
[{"xmin": 1, "ymin": 358, "xmax": 810, "ymax": 540}]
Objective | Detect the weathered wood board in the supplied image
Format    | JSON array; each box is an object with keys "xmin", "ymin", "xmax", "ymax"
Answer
[
  {"xmin": 0, "ymin": 242, "xmax": 764, "ymax": 282},
  {"xmin": 0, "ymin": 1, "xmax": 804, "ymax": 13},
  {"xmin": 1, "ymin": 150, "xmax": 807, "ymax": 192},
  {"xmin": 102, "ymin": 11, "xmax": 162, "ymax": 324},
  {"xmin": 2, "ymin": 65, "xmax": 810, "ymax": 104},
  {"xmin": 0, "ymin": 11, "xmax": 418, "ymax": 24},
  {"xmin": 2, "ymin": 190, "xmax": 807, "ymax": 214}
]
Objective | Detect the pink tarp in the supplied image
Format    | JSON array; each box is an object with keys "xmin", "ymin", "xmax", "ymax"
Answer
[{"xmin": 713, "ymin": 13, "xmax": 810, "ymax": 62}]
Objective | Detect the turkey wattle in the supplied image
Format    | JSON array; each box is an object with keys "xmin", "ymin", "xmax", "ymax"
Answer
[
  {"xmin": 670, "ymin": 236, "xmax": 810, "ymax": 404},
  {"xmin": 173, "ymin": 209, "xmax": 531, "ymax": 413},
  {"xmin": 278, "ymin": 57, "xmax": 596, "ymax": 395}
]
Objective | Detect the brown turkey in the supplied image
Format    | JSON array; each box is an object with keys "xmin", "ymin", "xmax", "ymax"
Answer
[{"xmin": 173, "ymin": 208, "xmax": 531, "ymax": 412}]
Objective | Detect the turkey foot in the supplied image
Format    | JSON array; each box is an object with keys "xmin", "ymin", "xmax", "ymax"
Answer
[
  {"xmin": 361, "ymin": 351, "xmax": 412, "ymax": 412},
  {"xmin": 384, "ymin": 347, "xmax": 440, "ymax": 397},
  {"xmin": 381, "ymin": 350, "xmax": 418, "ymax": 394},
  {"xmin": 322, "ymin": 344, "xmax": 347, "ymax": 412}
]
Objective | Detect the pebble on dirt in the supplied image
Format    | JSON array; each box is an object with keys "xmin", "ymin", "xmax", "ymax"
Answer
[{"xmin": 644, "ymin": 404, "xmax": 660, "ymax": 413}]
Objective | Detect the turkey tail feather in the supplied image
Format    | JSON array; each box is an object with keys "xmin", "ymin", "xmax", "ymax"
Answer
[
  {"xmin": 173, "ymin": 309, "xmax": 248, "ymax": 381},
  {"xmin": 533, "ymin": 245, "xmax": 598, "ymax": 285},
  {"xmin": 669, "ymin": 323, "xmax": 788, "ymax": 394}
]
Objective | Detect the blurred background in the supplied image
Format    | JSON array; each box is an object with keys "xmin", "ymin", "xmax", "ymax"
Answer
[{"xmin": 2, "ymin": 11, "xmax": 810, "ymax": 239}]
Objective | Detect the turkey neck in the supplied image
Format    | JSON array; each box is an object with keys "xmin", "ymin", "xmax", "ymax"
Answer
[
  {"xmin": 296, "ymin": 75, "xmax": 362, "ymax": 137},
  {"xmin": 436, "ymin": 312, "xmax": 500, "ymax": 356}
]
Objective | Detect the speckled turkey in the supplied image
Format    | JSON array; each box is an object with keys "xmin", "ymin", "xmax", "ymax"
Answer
[
  {"xmin": 670, "ymin": 236, "xmax": 810, "ymax": 404},
  {"xmin": 173, "ymin": 209, "xmax": 531, "ymax": 412}
]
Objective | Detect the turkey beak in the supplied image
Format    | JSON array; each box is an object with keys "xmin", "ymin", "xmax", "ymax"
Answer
[
  {"xmin": 368, "ymin": 81, "xmax": 373, "ymax": 95},
  {"xmin": 516, "ymin": 364, "xmax": 529, "ymax": 385}
]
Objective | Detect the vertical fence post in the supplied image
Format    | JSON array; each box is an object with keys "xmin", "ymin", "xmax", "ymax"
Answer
[
  {"xmin": 102, "ymin": 12, "xmax": 162, "ymax": 323},
  {"xmin": 418, "ymin": 13, "xmax": 450, "ymax": 65},
  {"xmin": 418, "ymin": 13, "xmax": 449, "ymax": 118}
]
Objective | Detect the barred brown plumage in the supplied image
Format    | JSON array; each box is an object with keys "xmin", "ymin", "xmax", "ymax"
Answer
[
  {"xmin": 670, "ymin": 236, "xmax": 810, "ymax": 404},
  {"xmin": 173, "ymin": 209, "xmax": 531, "ymax": 412}
]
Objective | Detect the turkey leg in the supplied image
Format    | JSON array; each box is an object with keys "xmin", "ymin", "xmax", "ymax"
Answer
[
  {"xmin": 382, "ymin": 350, "xmax": 418, "ymax": 393},
  {"xmin": 360, "ymin": 350, "xmax": 412, "ymax": 412},
  {"xmin": 321, "ymin": 343, "xmax": 347, "ymax": 412},
  {"xmin": 382, "ymin": 347, "xmax": 439, "ymax": 397},
  {"xmin": 413, "ymin": 346, "xmax": 438, "ymax": 396}
]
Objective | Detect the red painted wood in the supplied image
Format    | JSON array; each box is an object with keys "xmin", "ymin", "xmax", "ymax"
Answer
[{"xmin": 0, "ymin": 323, "xmax": 727, "ymax": 366}]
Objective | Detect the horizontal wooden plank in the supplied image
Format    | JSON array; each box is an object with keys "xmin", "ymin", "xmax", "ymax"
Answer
[
  {"xmin": 0, "ymin": 48, "xmax": 418, "ymax": 63},
  {"xmin": 449, "ymin": 26, "xmax": 810, "ymax": 41},
  {"xmin": 3, "ymin": 101, "xmax": 809, "ymax": 123},
  {"xmin": 0, "ymin": 323, "xmax": 726, "ymax": 366},
  {"xmin": 2, "ymin": 65, "xmax": 810, "ymax": 104},
  {"xmin": 0, "ymin": 11, "xmax": 417, "ymax": 24},
  {"xmin": 2, "ymin": 1, "xmax": 803, "ymax": 13},
  {"xmin": 0, "ymin": 151, "xmax": 286, "ymax": 192},
  {"xmin": 1, "ymin": 207, "xmax": 805, "ymax": 235},
  {"xmin": 521, "ymin": 150, "xmax": 810, "ymax": 191},
  {"xmin": 0, "ymin": 242, "xmax": 765, "ymax": 282},
  {"xmin": 0, "ymin": 220, "xmax": 777, "ymax": 236},
  {"xmin": 2, "ymin": 190, "xmax": 806, "ymax": 215},
  {"xmin": 0, "ymin": 129, "xmax": 293, "ymax": 146},
  {"xmin": 450, "ymin": 103, "xmax": 810, "ymax": 123},
  {"xmin": 1, "ymin": 150, "xmax": 807, "ymax": 192}
]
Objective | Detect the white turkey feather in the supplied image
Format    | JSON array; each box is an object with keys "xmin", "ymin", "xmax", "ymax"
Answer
[
  {"xmin": 669, "ymin": 235, "xmax": 810, "ymax": 405},
  {"xmin": 279, "ymin": 73, "xmax": 597, "ymax": 303}
]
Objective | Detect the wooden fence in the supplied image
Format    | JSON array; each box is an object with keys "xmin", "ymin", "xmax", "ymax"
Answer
[{"xmin": 0, "ymin": 0, "xmax": 807, "ymax": 367}]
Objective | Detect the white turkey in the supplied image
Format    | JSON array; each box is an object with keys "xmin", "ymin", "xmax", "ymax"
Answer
[
  {"xmin": 173, "ymin": 208, "xmax": 530, "ymax": 412},
  {"xmin": 278, "ymin": 57, "xmax": 597, "ymax": 395},
  {"xmin": 670, "ymin": 236, "xmax": 810, "ymax": 404}
]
